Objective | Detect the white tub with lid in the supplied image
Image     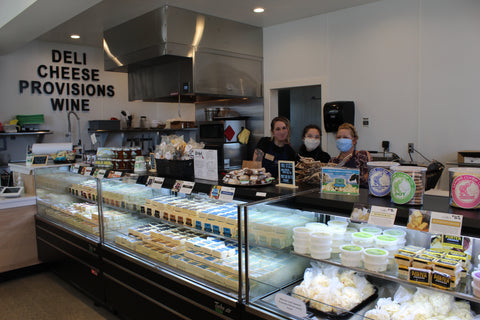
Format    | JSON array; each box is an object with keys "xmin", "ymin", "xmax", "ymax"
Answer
[
  {"xmin": 339, "ymin": 244, "xmax": 364, "ymax": 258},
  {"xmin": 363, "ymin": 247, "xmax": 389, "ymax": 264},
  {"xmin": 449, "ymin": 167, "xmax": 480, "ymax": 209},
  {"xmin": 360, "ymin": 226, "xmax": 383, "ymax": 235},
  {"xmin": 327, "ymin": 220, "xmax": 348, "ymax": 231},
  {"xmin": 352, "ymin": 232, "xmax": 375, "ymax": 246},
  {"xmin": 390, "ymin": 166, "xmax": 427, "ymax": 205},
  {"xmin": 383, "ymin": 228, "xmax": 406, "ymax": 240},
  {"xmin": 340, "ymin": 254, "xmax": 362, "ymax": 267},
  {"xmin": 375, "ymin": 235, "xmax": 398, "ymax": 248},
  {"xmin": 367, "ymin": 161, "xmax": 400, "ymax": 197}
]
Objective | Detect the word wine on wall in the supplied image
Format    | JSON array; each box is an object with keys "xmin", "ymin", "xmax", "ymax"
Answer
[{"xmin": 18, "ymin": 49, "xmax": 116, "ymax": 112}]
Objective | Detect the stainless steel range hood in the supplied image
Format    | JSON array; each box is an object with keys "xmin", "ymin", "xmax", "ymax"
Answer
[{"xmin": 103, "ymin": 6, "xmax": 263, "ymax": 102}]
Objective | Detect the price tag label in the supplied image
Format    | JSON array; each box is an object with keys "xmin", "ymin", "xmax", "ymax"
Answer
[
  {"xmin": 368, "ymin": 205, "xmax": 397, "ymax": 227},
  {"xmin": 82, "ymin": 167, "xmax": 93, "ymax": 176},
  {"xmin": 218, "ymin": 186, "xmax": 235, "ymax": 202},
  {"xmin": 90, "ymin": 133, "xmax": 97, "ymax": 145},
  {"xmin": 146, "ymin": 176, "xmax": 164, "ymax": 189},
  {"xmin": 429, "ymin": 212, "xmax": 463, "ymax": 236},
  {"xmin": 274, "ymin": 293, "xmax": 307, "ymax": 318},
  {"xmin": 179, "ymin": 181, "xmax": 195, "ymax": 194},
  {"xmin": 71, "ymin": 164, "xmax": 80, "ymax": 173},
  {"xmin": 97, "ymin": 169, "xmax": 106, "ymax": 179},
  {"xmin": 277, "ymin": 161, "xmax": 297, "ymax": 188},
  {"xmin": 172, "ymin": 180, "xmax": 183, "ymax": 193},
  {"xmin": 108, "ymin": 171, "xmax": 123, "ymax": 178},
  {"xmin": 256, "ymin": 192, "xmax": 267, "ymax": 197}
]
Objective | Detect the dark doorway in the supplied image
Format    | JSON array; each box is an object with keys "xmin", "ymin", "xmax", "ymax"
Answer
[{"xmin": 278, "ymin": 85, "xmax": 322, "ymax": 151}]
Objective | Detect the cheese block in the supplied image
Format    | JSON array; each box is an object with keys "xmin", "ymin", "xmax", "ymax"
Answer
[
  {"xmin": 408, "ymin": 267, "xmax": 432, "ymax": 286},
  {"xmin": 412, "ymin": 254, "xmax": 437, "ymax": 270}
]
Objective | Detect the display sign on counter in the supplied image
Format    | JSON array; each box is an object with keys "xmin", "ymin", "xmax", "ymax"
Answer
[
  {"xmin": 277, "ymin": 161, "xmax": 297, "ymax": 188},
  {"xmin": 146, "ymin": 176, "xmax": 164, "ymax": 189},
  {"xmin": 321, "ymin": 167, "xmax": 360, "ymax": 195},
  {"xmin": 179, "ymin": 181, "xmax": 195, "ymax": 194},
  {"xmin": 274, "ymin": 293, "xmax": 307, "ymax": 318},
  {"xmin": 429, "ymin": 212, "xmax": 463, "ymax": 236},
  {"xmin": 31, "ymin": 155, "xmax": 48, "ymax": 166},
  {"xmin": 194, "ymin": 149, "xmax": 218, "ymax": 181},
  {"xmin": 81, "ymin": 166, "xmax": 93, "ymax": 176},
  {"xmin": 368, "ymin": 205, "xmax": 397, "ymax": 227},
  {"xmin": 210, "ymin": 185, "xmax": 235, "ymax": 201},
  {"xmin": 107, "ymin": 171, "xmax": 123, "ymax": 178}
]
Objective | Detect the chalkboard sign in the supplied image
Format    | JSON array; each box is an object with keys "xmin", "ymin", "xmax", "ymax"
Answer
[
  {"xmin": 277, "ymin": 160, "xmax": 297, "ymax": 188},
  {"xmin": 32, "ymin": 155, "xmax": 48, "ymax": 166}
]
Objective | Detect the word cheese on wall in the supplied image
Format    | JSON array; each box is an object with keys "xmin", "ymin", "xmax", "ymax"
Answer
[{"xmin": 18, "ymin": 49, "xmax": 115, "ymax": 112}]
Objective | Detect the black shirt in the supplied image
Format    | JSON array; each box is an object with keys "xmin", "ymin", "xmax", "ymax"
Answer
[
  {"xmin": 256, "ymin": 137, "xmax": 296, "ymax": 178},
  {"xmin": 297, "ymin": 145, "xmax": 331, "ymax": 163}
]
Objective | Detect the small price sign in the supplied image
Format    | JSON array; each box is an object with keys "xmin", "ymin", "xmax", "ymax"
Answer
[
  {"xmin": 81, "ymin": 167, "xmax": 93, "ymax": 176},
  {"xmin": 429, "ymin": 212, "xmax": 463, "ymax": 236},
  {"xmin": 368, "ymin": 205, "xmax": 397, "ymax": 227},
  {"xmin": 277, "ymin": 160, "xmax": 297, "ymax": 188},
  {"xmin": 179, "ymin": 181, "xmax": 195, "ymax": 194},
  {"xmin": 210, "ymin": 185, "xmax": 235, "ymax": 201},
  {"xmin": 146, "ymin": 176, "xmax": 164, "ymax": 189}
]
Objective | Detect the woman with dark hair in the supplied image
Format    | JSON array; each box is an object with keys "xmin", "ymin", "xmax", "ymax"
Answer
[
  {"xmin": 253, "ymin": 116, "xmax": 296, "ymax": 178},
  {"xmin": 297, "ymin": 124, "xmax": 330, "ymax": 163},
  {"xmin": 328, "ymin": 122, "xmax": 371, "ymax": 187}
]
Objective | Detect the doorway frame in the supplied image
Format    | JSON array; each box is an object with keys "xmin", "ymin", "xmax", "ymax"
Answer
[{"xmin": 264, "ymin": 76, "xmax": 329, "ymax": 151}]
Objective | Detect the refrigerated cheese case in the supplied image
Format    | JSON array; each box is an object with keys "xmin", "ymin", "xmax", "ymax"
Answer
[{"xmin": 33, "ymin": 166, "xmax": 480, "ymax": 320}]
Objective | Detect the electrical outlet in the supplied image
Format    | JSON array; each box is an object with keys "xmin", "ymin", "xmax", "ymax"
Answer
[{"xmin": 408, "ymin": 143, "xmax": 414, "ymax": 153}]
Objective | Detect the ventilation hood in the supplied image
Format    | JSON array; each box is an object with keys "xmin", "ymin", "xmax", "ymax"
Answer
[{"xmin": 103, "ymin": 6, "xmax": 263, "ymax": 102}]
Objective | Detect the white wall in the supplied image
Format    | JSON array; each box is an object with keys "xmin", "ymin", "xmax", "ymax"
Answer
[
  {"xmin": 0, "ymin": 40, "xmax": 195, "ymax": 155},
  {"xmin": 263, "ymin": 0, "xmax": 480, "ymax": 167}
]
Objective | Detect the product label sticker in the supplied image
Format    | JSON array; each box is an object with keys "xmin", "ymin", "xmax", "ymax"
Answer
[
  {"xmin": 321, "ymin": 167, "xmax": 360, "ymax": 195},
  {"xmin": 172, "ymin": 180, "xmax": 183, "ymax": 193},
  {"xmin": 218, "ymin": 186, "xmax": 235, "ymax": 202},
  {"xmin": 451, "ymin": 174, "xmax": 480, "ymax": 209},
  {"xmin": 146, "ymin": 176, "xmax": 164, "ymax": 189},
  {"xmin": 368, "ymin": 205, "xmax": 397, "ymax": 227},
  {"xmin": 407, "ymin": 209, "xmax": 430, "ymax": 232},
  {"xmin": 274, "ymin": 293, "xmax": 307, "ymax": 318},
  {"xmin": 391, "ymin": 172, "xmax": 416, "ymax": 204},
  {"xmin": 256, "ymin": 192, "xmax": 267, "ymax": 197},
  {"xmin": 368, "ymin": 167, "xmax": 392, "ymax": 196},
  {"xmin": 429, "ymin": 211, "xmax": 463, "ymax": 236},
  {"xmin": 179, "ymin": 181, "xmax": 195, "ymax": 194}
]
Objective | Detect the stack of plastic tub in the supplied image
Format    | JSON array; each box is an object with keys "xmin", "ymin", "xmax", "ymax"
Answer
[
  {"xmin": 309, "ymin": 232, "xmax": 333, "ymax": 259},
  {"xmin": 339, "ymin": 244, "xmax": 363, "ymax": 267}
]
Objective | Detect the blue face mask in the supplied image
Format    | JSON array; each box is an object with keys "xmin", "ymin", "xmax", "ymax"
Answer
[{"xmin": 336, "ymin": 138, "xmax": 353, "ymax": 152}]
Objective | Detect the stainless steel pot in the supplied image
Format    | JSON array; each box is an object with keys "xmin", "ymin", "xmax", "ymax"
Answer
[{"xmin": 204, "ymin": 107, "xmax": 218, "ymax": 121}]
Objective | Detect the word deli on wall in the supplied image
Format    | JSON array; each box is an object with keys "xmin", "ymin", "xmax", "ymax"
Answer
[{"xmin": 18, "ymin": 49, "xmax": 116, "ymax": 112}]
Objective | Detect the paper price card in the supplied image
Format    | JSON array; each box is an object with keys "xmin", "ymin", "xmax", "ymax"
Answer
[
  {"xmin": 146, "ymin": 176, "xmax": 164, "ymax": 189},
  {"xmin": 81, "ymin": 167, "xmax": 93, "ymax": 176},
  {"xmin": 219, "ymin": 186, "xmax": 235, "ymax": 202},
  {"xmin": 172, "ymin": 180, "xmax": 183, "ymax": 193},
  {"xmin": 96, "ymin": 169, "xmax": 106, "ymax": 179},
  {"xmin": 108, "ymin": 171, "xmax": 123, "ymax": 178},
  {"xmin": 274, "ymin": 293, "xmax": 307, "ymax": 318},
  {"xmin": 368, "ymin": 205, "xmax": 397, "ymax": 227},
  {"xmin": 429, "ymin": 212, "xmax": 463, "ymax": 236},
  {"xmin": 71, "ymin": 164, "xmax": 80, "ymax": 173},
  {"xmin": 179, "ymin": 181, "xmax": 195, "ymax": 194}
]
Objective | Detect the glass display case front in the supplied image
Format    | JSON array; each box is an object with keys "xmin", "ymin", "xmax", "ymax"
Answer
[
  {"xmin": 241, "ymin": 191, "xmax": 480, "ymax": 320},
  {"xmin": 35, "ymin": 166, "xmax": 101, "ymax": 240}
]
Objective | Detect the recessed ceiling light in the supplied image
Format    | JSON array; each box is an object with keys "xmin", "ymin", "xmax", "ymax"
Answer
[
  {"xmin": 253, "ymin": 7, "xmax": 264, "ymax": 13},
  {"xmin": 70, "ymin": 34, "xmax": 80, "ymax": 39}
]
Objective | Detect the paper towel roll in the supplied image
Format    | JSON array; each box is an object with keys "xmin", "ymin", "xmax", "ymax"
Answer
[{"xmin": 32, "ymin": 143, "xmax": 73, "ymax": 155}]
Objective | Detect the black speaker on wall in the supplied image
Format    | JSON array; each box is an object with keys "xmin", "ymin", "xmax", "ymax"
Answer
[{"xmin": 323, "ymin": 101, "xmax": 355, "ymax": 132}]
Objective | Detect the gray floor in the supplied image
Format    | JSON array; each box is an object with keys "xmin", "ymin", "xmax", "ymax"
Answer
[{"xmin": 0, "ymin": 271, "xmax": 121, "ymax": 320}]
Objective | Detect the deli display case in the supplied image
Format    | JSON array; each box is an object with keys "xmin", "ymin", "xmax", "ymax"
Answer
[{"xmin": 240, "ymin": 190, "xmax": 480, "ymax": 320}]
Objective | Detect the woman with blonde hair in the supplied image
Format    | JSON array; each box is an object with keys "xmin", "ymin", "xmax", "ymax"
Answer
[
  {"xmin": 253, "ymin": 116, "xmax": 296, "ymax": 178},
  {"xmin": 328, "ymin": 123, "xmax": 371, "ymax": 187}
]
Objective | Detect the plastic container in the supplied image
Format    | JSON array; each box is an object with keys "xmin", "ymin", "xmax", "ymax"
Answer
[
  {"xmin": 327, "ymin": 220, "xmax": 348, "ymax": 231},
  {"xmin": 375, "ymin": 235, "xmax": 398, "ymax": 249},
  {"xmin": 390, "ymin": 166, "xmax": 427, "ymax": 205},
  {"xmin": 340, "ymin": 253, "xmax": 362, "ymax": 267},
  {"xmin": 472, "ymin": 270, "xmax": 480, "ymax": 287},
  {"xmin": 472, "ymin": 281, "xmax": 480, "ymax": 298},
  {"xmin": 383, "ymin": 228, "xmax": 406, "ymax": 240},
  {"xmin": 293, "ymin": 227, "xmax": 311, "ymax": 240},
  {"xmin": 339, "ymin": 244, "xmax": 364, "ymax": 258},
  {"xmin": 363, "ymin": 248, "xmax": 389, "ymax": 264},
  {"xmin": 310, "ymin": 232, "xmax": 332, "ymax": 243},
  {"xmin": 367, "ymin": 161, "xmax": 400, "ymax": 197},
  {"xmin": 311, "ymin": 247, "xmax": 332, "ymax": 259},
  {"xmin": 293, "ymin": 243, "xmax": 309, "ymax": 254},
  {"xmin": 449, "ymin": 167, "xmax": 480, "ymax": 209},
  {"xmin": 352, "ymin": 232, "xmax": 375, "ymax": 246},
  {"xmin": 305, "ymin": 222, "xmax": 328, "ymax": 232},
  {"xmin": 360, "ymin": 226, "xmax": 383, "ymax": 235},
  {"xmin": 344, "ymin": 227, "xmax": 358, "ymax": 242}
]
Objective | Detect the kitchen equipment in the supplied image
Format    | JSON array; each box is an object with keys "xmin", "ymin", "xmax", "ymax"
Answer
[
  {"xmin": 199, "ymin": 118, "xmax": 248, "ymax": 143},
  {"xmin": 204, "ymin": 108, "xmax": 218, "ymax": 121},
  {"xmin": 104, "ymin": 6, "xmax": 262, "ymax": 102}
]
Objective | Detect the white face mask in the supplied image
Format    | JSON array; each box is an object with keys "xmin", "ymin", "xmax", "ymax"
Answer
[{"xmin": 304, "ymin": 138, "xmax": 320, "ymax": 151}]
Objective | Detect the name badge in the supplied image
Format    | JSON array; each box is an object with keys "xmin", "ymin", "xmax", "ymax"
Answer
[{"xmin": 265, "ymin": 153, "xmax": 275, "ymax": 161}]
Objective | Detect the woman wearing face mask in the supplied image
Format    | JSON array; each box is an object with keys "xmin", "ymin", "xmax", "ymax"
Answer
[
  {"xmin": 297, "ymin": 124, "xmax": 330, "ymax": 163},
  {"xmin": 253, "ymin": 116, "xmax": 296, "ymax": 178},
  {"xmin": 328, "ymin": 123, "xmax": 371, "ymax": 187}
]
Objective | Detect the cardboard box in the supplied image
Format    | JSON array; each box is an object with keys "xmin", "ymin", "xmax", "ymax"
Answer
[{"xmin": 457, "ymin": 151, "xmax": 480, "ymax": 164}]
